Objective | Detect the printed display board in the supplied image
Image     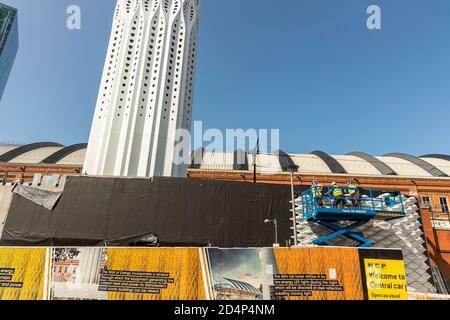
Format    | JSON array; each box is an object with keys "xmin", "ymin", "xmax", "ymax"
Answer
[
  {"xmin": 206, "ymin": 248, "xmax": 408, "ymax": 300},
  {"xmin": 51, "ymin": 248, "xmax": 206, "ymax": 300},
  {"xmin": 0, "ymin": 247, "xmax": 408, "ymax": 300}
]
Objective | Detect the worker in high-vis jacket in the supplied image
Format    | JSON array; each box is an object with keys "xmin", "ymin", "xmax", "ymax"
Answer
[
  {"xmin": 347, "ymin": 180, "xmax": 360, "ymax": 207},
  {"xmin": 311, "ymin": 180, "xmax": 324, "ymax": 207},
  {"xmin": 330, "ymin": 182, "xmax": 345, "ymax": 208}
]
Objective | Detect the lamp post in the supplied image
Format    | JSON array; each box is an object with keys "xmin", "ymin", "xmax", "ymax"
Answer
[
  {"xmin": 264, "ymin": 219, "xmax": 278, "ymax": 246},
  {"xmin": 287, "ymin": 165, "xmax": 300, "ymax": 247},
  {"xmin": 252, "ymin": 139, "xmax": 260, "ymax": 184}
]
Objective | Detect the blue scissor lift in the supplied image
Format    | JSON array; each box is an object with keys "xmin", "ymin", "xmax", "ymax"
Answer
[{"xmin": 300, "ymin": 186, "xmax": 407, "ymax": 247}]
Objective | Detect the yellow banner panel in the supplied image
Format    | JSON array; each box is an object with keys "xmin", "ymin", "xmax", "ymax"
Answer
[
  {"xmin": 106, "ymin": 248, "xmax": 206, "ymax": 300},
  {"xmin": 0, "ymin": 248, "xmax": 46, "ymax": 300},
  {"xmin": 364, "ymin": 259, "xmax": 408, "ymax": 300},
  {"xmin": 273, "ymin": 248, "xmax": 364, "ymax": 300}
]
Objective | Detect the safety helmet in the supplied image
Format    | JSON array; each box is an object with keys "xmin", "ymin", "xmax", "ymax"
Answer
[
  {"xmin": 331, "ymin": 181, "xmax": 337, "ymax": 186},
  {"xmin": 312, "ymin": 180, "xmax": 318, "ymax": 185}
]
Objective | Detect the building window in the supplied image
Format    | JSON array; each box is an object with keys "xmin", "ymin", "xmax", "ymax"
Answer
[
  {"xmin": 422, "ymin": 196, "xmax": 431, "ymax": 207},
  {"xmin": 440, "ymin": 197, "xmax": 449, "ymax": 213}
]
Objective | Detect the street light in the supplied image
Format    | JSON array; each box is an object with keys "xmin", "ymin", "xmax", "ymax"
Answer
[
  {"xmin": 286, "ymin": 165, "xmax": 300, "ymax": 247},
  {"xmin": 264, "ymin": 218, "xmax": 278, "ymax": 247},
  {"xmin": 252, "ymin": 139, "xmax": 260, "ymax": 184}
]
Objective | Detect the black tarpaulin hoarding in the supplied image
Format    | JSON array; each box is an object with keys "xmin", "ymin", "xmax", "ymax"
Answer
[{"xmin": 0, "ymin": 176, "xmax": 299, "ymax": 247}]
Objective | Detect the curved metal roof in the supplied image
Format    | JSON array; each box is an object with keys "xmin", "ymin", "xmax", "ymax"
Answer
[
  {"xmin": 0, "ymin": 142, "xmax": 63, "ymax": 163},
  {"xmin": 348, "ymin": 152, "xmax": 397, "ymax": 176},
  {"xmin": 0, "ymin": 144, "xmax": 21, "ymax": 156},
  {"xmin": 193, "ymin": 151, "xmax": 450, "ymax": 178},
  {"xmin": 41, "ymin": 144, "xmax": 88, "ymax": 164},
  {"xmin": 421, "ymin": 154, "xmax": 450, "ymax": 162},
  {"xmin": 189, "ymin": 147, "xmax": 204, "ymax": 169},
  {"xmin": 1, "ymin": 142, "xmax": 449, "ymax": 180},
  {"xmin": 275, "ymin": 149, "xmax": 298, "ymax": 172},
  {"xmin": 310, "ymin": 151, "xmax": 347, "ymax": 174},
  {"xmin": 289, "ymin": 154, "xmax": 332, "ymax": 174},
  {"xmin": 417, "ymin": 157, "xmax": 450, "ymax": 176},
  {"xmin": 384, "ymin": 153, "xmax": 448, "ymax": 178},
  {"xmin": 213, "ymin": 277, "xmax": 260, "ymax": 294},
  {"xmin": 233, "ymin": 149, "xmax": 248, "ymax": 171}
]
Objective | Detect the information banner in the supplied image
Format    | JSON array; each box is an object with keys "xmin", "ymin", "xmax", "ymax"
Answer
[
  {"xmin": 50, "ymin": 248, "xmax": 206, "ymax": 300},
  {"xmin": 205, "ymin": 247, "xmax": 408, "ymax": 300},
  {"xmin": 0, "ymin": 247, "xmax": 408, "ymax": 300}
]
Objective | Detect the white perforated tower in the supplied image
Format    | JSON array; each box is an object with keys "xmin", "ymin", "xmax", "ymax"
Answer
[{"xmin": 83, "ymin": 0, "xmax": 200, "ymax": 177}]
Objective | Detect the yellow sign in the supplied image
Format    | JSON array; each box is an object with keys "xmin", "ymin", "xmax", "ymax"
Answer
[{"xmin": 364, "ymin": 259, "xmax": 408, "ymax": 300}]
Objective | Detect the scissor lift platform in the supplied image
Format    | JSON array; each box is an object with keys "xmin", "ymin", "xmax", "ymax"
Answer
[{"xmin": 299, "ymin": 187, "xmax": 406, "ymax": 247}]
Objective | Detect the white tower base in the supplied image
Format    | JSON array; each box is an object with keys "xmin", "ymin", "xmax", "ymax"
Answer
[{"xmin": 83, "ymin": 0, "xmax": 200, "ymax": 178}]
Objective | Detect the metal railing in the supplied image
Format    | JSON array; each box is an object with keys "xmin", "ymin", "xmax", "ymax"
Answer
[{"xmin": 301, "ymin": 186, "xmax": 406, "ymax": 220}]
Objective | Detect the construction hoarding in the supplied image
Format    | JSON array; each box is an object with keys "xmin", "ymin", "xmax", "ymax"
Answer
[
  {"xmin": 0, "ymin": 176, "xmax": 433, "ymax": 293},
  {"xmin": 0, "ymin": 247, "xmax": 410, "ymax": 300}
]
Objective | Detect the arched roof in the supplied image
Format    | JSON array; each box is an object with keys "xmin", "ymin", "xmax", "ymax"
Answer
[
  {"xmin": 1, "ymin": 142, "xmax": 449, "ymax": 180},
  {"xmin": 41, "ymin": 144, "xmax": 88, "ymax": 164},
  {"xmin": 421, "ymin": 154, "xmax": 450, "ymax": 162},
  {"xmin": 275, "ymin": 149, "xmax": 298, "ymax": 172},
  {"xmin": 191, "ymin": 151, "xmax": 450, "ymax": 179},
  {"xmin": 310, "ymin": 151, "xmax": 347, "ymax": 174},
  {"xmin": 348, "ymin": 151, "xmax": 397, "ymax": 176},
  {"xmin": 384, "ymin": 153, "xmax": 448, "ymax": 178},
  {"xmin": 418, "ymin": 157, "xmax": 450, "ymax": 176},
  {"xmin": 0, "ymin": 142, "xmax": 63, "ymax": 163},
  {"xmin": 0, "ymin": 144, "xmax": 21, "ymax": 156},
  {"xmin": 0, "ymin": 142, "xmax": 86, "ymax": 166},
  {"xmin": 199, "ymin": 151, "xmax": 234, "ymax": 171},
  {"xmin": 213, "ymin": 277, "xmax": 260, "ymax": 294}
]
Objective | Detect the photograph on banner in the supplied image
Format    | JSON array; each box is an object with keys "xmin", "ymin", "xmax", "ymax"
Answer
[
  {"xmin": 205, "ymin": 247, "xmax": 409, "ymax": 300},
  {"xmin": 0, "ymin": 248, "xmax": 48, "ymax": 300},
  {"xmin": 206, "ymin": 248, "xmax": 278, "ymax": 300},
  {"xmin": 50, "ymin": 248, "xmax": 206, "ymax": 300},
  {"xmin": 51, "ymin": 248, "xmax": 108, "ymax": 300}
]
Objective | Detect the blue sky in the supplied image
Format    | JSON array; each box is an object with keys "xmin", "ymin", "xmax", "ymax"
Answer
[{"xmin": 1, "ymin": 0, "xmax": 449, "ymax": 156}]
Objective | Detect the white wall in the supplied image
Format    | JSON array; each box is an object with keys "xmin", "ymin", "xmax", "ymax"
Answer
[{"xmin": 0, "ymin": 186, "xmax": 14, "ymax": 237}]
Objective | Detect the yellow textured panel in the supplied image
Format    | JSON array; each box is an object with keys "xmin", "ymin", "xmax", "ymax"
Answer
[
  {"xmin": 273, "ymin": 248, "xmax": 364, "ymax": 300},
  {"xmin": 106, "ymin": 248, "xmax": 206, "ymax": 300}
]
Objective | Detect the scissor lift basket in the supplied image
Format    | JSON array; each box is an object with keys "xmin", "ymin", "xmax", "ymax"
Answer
[{"xmin": 300, "ymin": 187, "xmax": 406, "ymax": 247}]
